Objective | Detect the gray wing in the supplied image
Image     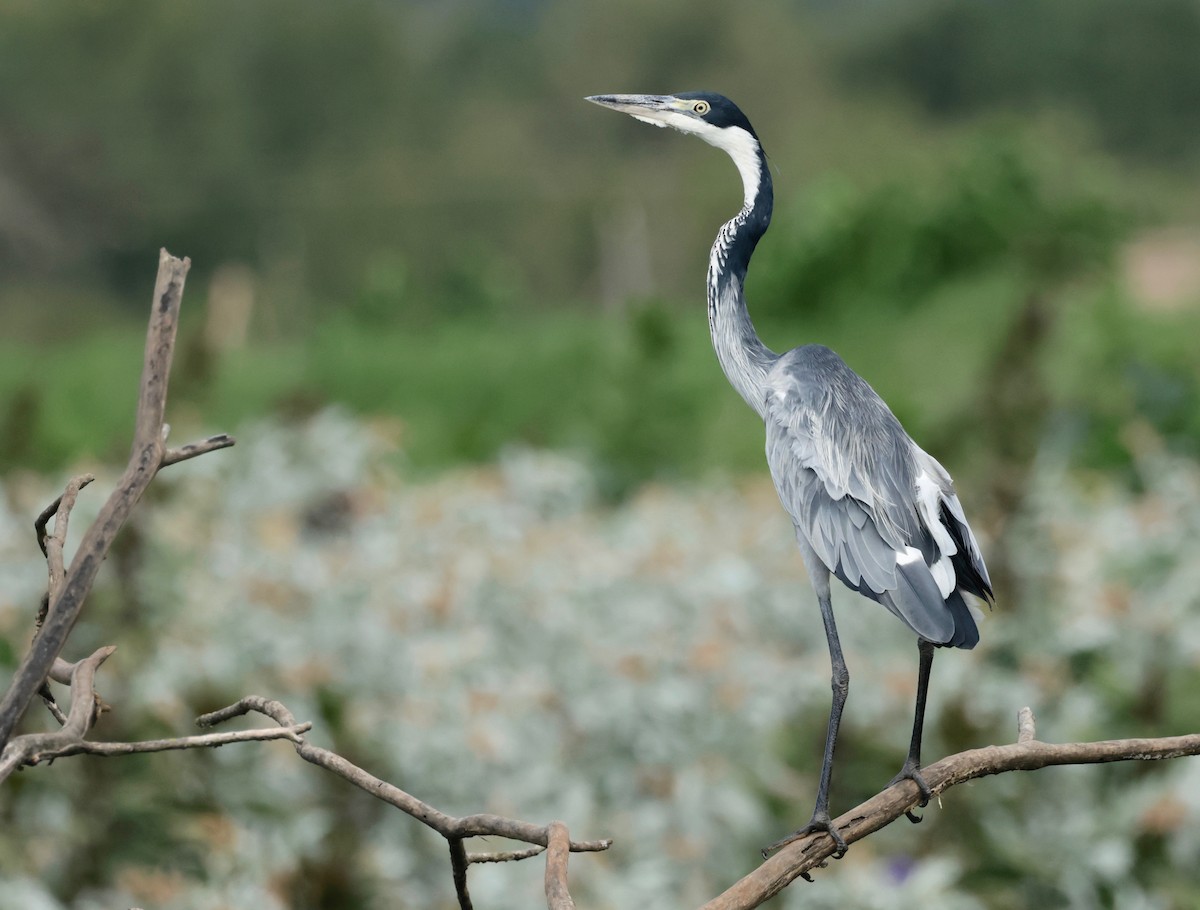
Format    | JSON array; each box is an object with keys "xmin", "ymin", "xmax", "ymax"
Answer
[{"xmin": 763, "ymin": 345, "xmax": 983, "ymax": 645}]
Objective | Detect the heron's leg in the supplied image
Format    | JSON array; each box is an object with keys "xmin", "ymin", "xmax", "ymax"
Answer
[
  {"xmin": 889, "ymin": 638, "xmax": 935, "ymax": 823},
  {"xmin": 763, "ymin": 590, "xmax": 849, "ymax": 860}
]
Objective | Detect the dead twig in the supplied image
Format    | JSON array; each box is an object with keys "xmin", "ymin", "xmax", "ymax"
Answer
[
  {"xmin": 194, "ymin": 697, "xmax": 610, "ymax": 908},
  {"xmin": 700, "ymin": 710, "xmax": 1200, "ymax": 909},
  {"xmin": 7, "ymin": 648, "xmax": 1199, "ymax": 910},
  {"xmin": 1018, "ymin": 705, "xmax": 1038, "ymax": 744},
  {"xmin": 0, "ymin": 250, "xmax": 234, "ymax": 751},
  {"xmin": 544, "ymin": 821, "xmax": 577, "ymax": 910},
  {"xmin": 192, "ymin": 698, "xmax": 613, "ymax": 856},
  {"xmin": 469, "ymin": 847, "xmax": 547, "ymax": 864},
  {"xmin": 32, "ymin": 474, "xmax": 97, "ymax": 722},
  {"xmin": 450, "ymin": 837, "xmax": 475, "ymax": 910},
  {"xmin": 162, "ymin": 433, "xmax": 236, "ymax": 468},
  {"xmin": 34, "ymin": 474, "xmax": 95, "ymax": 567},
  {"xmin": 0, "ymin": 646, "xmax": 116, "ymax": 780}
]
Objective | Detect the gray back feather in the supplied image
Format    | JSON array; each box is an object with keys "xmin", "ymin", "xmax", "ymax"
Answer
[{"xmin": 762, "ymin": 344, "xmax": 982, "ymax": 644}]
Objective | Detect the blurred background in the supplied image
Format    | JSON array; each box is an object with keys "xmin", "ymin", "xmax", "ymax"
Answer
[{"xmin": 2, "ymin": 0, "xmax": 1200, "ymax": 907}]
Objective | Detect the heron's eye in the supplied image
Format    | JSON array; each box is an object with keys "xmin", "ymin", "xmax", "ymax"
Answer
[{"xmin": 692, "ymin": 100, "xmax": 711, "ymax": 115}]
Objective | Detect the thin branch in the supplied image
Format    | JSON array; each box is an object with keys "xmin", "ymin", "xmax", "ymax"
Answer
[
  {"xmin": 450, "ymin": 838, "xmax": 475, "ymax": 910},
  {"xmin": 36, "ymin": 725, "xmax": 312, "ymax": 758},
  {"xmin": 34, "ymin": 474, "xmax": 95, "ymax": 563},
  {"xmin": 544, "ymin": 821, "xmax": 577, "ymax": 910},
  {"xmin": 0, "ymin": 646, "xmax": 116, "ymax": 781},
  {"xmin": 469, "ymin": 847, "xmax": 547, "ymax": 864},
  {"xmin": 37, "ymin": 690, "xmax": 67, "ymax": 726},
  {"xmin": 162, "ymin": 433, "xmax": 237, "ymax": 468},
  {"xmin": 196, "ymin": 695, "xmax": 296, "ymax": 728},
  {"xmin": 195, "ymin": 697, "xmax": 614, "ymax": 856},
  {"xmin": 2, "ymin": 678, "xmax": 308, "ymax": 779},
  {"xmin": 33, "ymin": 475, "xmax": 96, "ymax": 639},
  {"xmin": 290, "ymin": 742, "xmax": 612, "ymax": 850},
  {"xmin": 10, "ymin": 664, "xmax": 1200, "ymax": 910},
  {"xmin": 197, "ymin": 697, "xmax": 610, "ymax": 906},
  {"xmin": 31, "ymin": 475, "xmax": 98, "ymax": 724},
  {"xmin": 0, "ymin": 250, "xmax": 232, "ymax": 752},
  {"xmin": 699, "ymin": 726, "xmax": 1200, "ymax": 910},
  {"xmin": 1018, "ymin": 705, "xmax": 1037, "ymax": 744}
]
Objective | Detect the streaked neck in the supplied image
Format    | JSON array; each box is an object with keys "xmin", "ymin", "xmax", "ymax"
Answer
[{"xmin": 705, "ymin": 130, "xmax": 776, "ymax": 420}]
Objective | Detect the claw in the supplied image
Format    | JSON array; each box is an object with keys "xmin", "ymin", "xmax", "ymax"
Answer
[
  {"xmin": 889, "ymin": 763, "xmax": 933, "ymax": 823},
  {"xmin": 762, "ymin": 811, "xmax": 848, "ymax": 863}
]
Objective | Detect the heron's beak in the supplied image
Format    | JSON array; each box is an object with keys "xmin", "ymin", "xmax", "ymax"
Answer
[{"xmin": 585, "ymin": 93, "xmax": 684, "ymax": 129}]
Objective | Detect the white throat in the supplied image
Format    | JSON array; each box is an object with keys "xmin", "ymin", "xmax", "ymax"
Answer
[
  {"xmin": 701, "ymin": 125, "xmax": 761, "ymax": 209},
  {"xmin": 646, "ymin": 112, "xmax": 763, "ymax": 210}
]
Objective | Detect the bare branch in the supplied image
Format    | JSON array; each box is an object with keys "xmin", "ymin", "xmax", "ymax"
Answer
[
  {"xmin": 544, "ymin": 821, "xmax": 577, "ymax": 910},
  {"xmin": 49, "ymin": 725, "xmax": 312, "ymax": 758},
  {"xmin": 0, "ymin": 646, "xmax": 116, "ymax": 781},
  {"xmin": 8, "ymin": 656, "xmax": 1198, "ymax": 909},
  {"xmin": 30, "ymin": 475, "xmax": 98, "ymax": 724},
  {"xmin": 1018, "ymin": 705, "xmax": 1037, "ymax": 744},
  {"xmin": 37, "ymin": 689, "xmax": 67, "ymax": 726},
  {"xmin": 162, "ymin": 433, "xmax": 237, "ymax": 468},
  {"xmin": 196, "ymin": 695, "xmax": 297, "ymax": 728},
  {"xmin": 194, "ymin": 697, "xmax": 613, "ymax": 853},
  {"xmin": 34, "ymin": 474, "xmax": 95, "ymax": 563},
  {"xmin": 195, "ymin": 697, "xmax": 609, "ymax": 903},
  {"xmin": 0, "ymin": 250, "xmax": 233, "ymax": 752},
  {"xmin": 700, "ymin": 727, "xmax": 1200, "ymax": 909},
  {"xmin": 449, "ymin": 838, "xmax": 475, "ymax": 910},
  {"xmin": 2, "ymin": 679, "xmax": 309, "ymax": 778},
  {"xmin": 469, "ymin": 847, "xmax": 547, "ymax": 864}
]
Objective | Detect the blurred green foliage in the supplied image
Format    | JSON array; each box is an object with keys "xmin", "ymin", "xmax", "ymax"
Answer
[
  {"xmin": 753, "ymin": 137, "xmax": 1126, "ymax": 318},
  {"xmin": 7, "ymin": 133, "xmax": 1199, "ymax": 492},
  {"xmin": 846, "ymin": 0, "xmax": 1200, "ymax": 164},
  {"xmin": 1, "ymin": 0, "xmax": 1197, "ymax": 488}
]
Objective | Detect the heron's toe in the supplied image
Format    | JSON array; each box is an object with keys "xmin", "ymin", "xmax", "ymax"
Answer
[
  {"xmin": 888, "ymin": 763, "xmax": 933, "ymax": 823},
  {"xmin": 762, "ymin": 811, "xmax": 848, "ymax": 866}
]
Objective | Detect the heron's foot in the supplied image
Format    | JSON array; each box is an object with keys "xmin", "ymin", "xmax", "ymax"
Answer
[
  {"xmin": 888, "ymin": 762, "xmax": 933, "ymax": 823},
  {"xmin": 761, "ymin": 810, "xmax": 848, "ymax": 869}
]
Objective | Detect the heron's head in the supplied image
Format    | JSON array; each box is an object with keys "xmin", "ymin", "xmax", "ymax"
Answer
[
  {"xmin": 587, "ymin": 91, "xmax": 765, "ymax": 204},
  {"xmin": 586, "ymin": 91, "xmax": 758, "ymax": 146}
]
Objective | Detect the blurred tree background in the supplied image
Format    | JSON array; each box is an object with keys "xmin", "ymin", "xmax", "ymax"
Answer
[{"xmin": 2, "ymin": 0, "xmax": 1200, "ymax": 908}]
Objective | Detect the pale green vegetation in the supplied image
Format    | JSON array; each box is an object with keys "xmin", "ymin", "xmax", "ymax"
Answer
[{"xmin": 2, "ymin": 412, "xmax": 1199, "ymax": 908}]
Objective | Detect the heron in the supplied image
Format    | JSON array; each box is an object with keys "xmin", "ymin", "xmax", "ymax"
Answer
[{"xmin": 586, "ymin": 92, "xmax": 993, "ymax": 858}]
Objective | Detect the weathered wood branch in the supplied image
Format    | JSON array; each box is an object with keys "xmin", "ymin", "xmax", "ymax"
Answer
[
  {"xmin": 9, "ymin": 660, "xmax": 1197, "ymax": 910},
  {"xmin": 5, "ymin": 681, "xmax": 612, "ymax": 909},
  {"xmin": 32, "ymin": 474, "xmax": 98, "ymax": 721},
  {"xmin": 0, "ymin": 645, "xmax": 116, "ymax": 780},
  {"xmin": 544, "ymin": 821, "xmax": 578, "ymax": 910},
  {"xmin": 194, "ymin": 697, "xmax": 613, "ymax": 855},
  {"xmin": 0, "ymin": 250, "xmax": 234, "ymax": 750},
  {"xmin": 700, "ymin": 709, "xmax": 1200, "ymax": 910}
]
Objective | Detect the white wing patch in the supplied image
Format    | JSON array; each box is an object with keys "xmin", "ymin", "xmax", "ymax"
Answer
[{"xmin": 915, "ymin": 470, "xmax": 957, "ymax": 598}]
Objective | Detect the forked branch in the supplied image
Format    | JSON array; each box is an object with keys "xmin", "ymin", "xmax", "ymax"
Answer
[
  {"xmin": 199, "ymin": 698, "xmax": 610, "ymax": 910},
  {"xmin": 0, "ymin": 250, "xmax": 234, "ymax": 749},
  {"xmin": 8, "ymin": 660, "xmax": 1197, "ymax": 910},
  {"xmin": 4, "ymin": 682, "xmax": 611, "ymax": 910}
]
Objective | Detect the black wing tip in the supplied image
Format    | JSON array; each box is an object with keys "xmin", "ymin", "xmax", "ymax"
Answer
[{"xmin": 942, "ymin": 590, "xmax": 981, "ymax": 650}]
